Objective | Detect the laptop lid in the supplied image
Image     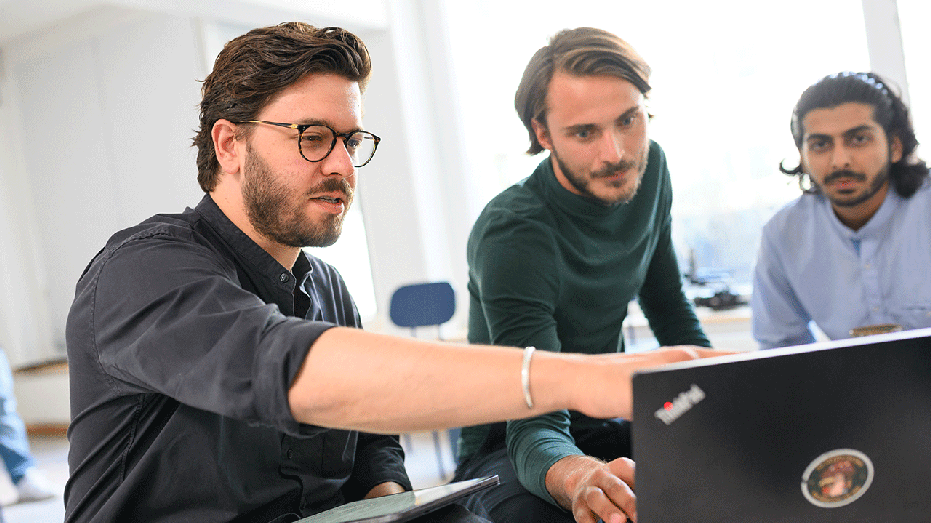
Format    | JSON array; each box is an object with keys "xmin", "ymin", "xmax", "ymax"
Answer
[{"xmin": 632, "ymin": 327, "xmax": 931, "ymax": 522}]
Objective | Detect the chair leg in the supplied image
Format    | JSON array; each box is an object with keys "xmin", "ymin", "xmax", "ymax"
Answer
[
  {"xmin": 447, "ymin": 427, "xmax": 461, "ymax": 467},
  {"xmin": 432, "ymin": 430, "xmax": 446, "ymax": 480}
]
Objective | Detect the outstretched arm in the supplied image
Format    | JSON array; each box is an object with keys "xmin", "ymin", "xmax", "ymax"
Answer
[{"xmin": 288, "ymin": 327, "xmax": 719, "ymax": 434}]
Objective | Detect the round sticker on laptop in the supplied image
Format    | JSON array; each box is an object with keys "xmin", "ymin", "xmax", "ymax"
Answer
[{"xmin": 801, "ymin": 449, "xmax": 874, "ymax": 508}]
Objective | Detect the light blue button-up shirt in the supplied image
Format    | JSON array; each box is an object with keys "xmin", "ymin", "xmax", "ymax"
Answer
[{"xmin": 752, "ymin": 178, "xmax": 931, "ymax": 349}]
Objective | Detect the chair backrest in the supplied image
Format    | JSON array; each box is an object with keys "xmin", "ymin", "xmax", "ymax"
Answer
[{"xmin": 389, "ymin": 281, "xmax": 456, "ymax": 329}]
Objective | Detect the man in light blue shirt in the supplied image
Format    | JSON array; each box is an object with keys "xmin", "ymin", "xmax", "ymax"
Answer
[{"xmin": 752, "ymin": 72, "xmax": 931, "ymax": 349}]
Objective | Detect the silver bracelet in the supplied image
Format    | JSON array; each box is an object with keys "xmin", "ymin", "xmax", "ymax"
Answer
[{"xmin": 521, "ymin": 346, "xmax": 536, "ymax": 409}]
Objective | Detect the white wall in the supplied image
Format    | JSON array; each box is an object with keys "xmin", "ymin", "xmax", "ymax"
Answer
[
  {"xmin": 0, "ymin": 1, "xmax": 479, "ymax": 371},
  {"xmin": 0, "ymin": 34, "xmax": 57, "ymax": 367},
  {"xmin": 356, "ymin": 1, "xmax": 479, "ymax": 335},
  {"xmin": 861, "ymin": 0, "xmax": 909, "ymax": 103},
  {"xmin": 0, "ymin": 10, "xmax": 206, "ymax": 366}
]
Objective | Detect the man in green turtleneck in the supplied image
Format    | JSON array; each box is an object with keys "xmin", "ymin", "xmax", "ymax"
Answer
[{"xmin": 454, "ymin": 27, "xmax": 711, "ymax": 523}]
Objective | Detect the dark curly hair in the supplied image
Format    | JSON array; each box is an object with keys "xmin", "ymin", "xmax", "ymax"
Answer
[
  {"xmin": 780, "ymin": 72, "xmax": 928, "ymax": 198},
  {"xmin": 193, "ymin": 23, "xmax": 371, "ymax": 192},
  {"xmin": 514, "ymin": 27, "xmax": 651, "ymax": 155}
]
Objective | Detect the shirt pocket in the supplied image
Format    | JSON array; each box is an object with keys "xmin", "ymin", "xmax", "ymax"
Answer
[{"xmin": 891, "ymin": 302, "xmax": 931, "ymax": 330}]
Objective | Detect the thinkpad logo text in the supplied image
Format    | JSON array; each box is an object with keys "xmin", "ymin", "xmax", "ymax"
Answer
[{"xmin": 655, "ymin": 384, "xmax": 705, "ymax": 425}]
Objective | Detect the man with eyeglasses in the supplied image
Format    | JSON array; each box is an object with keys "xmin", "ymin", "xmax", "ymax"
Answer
[
  {"xmin": 454, "ymin": 28, "xmax": 711, "ymax": 523},
  {"xmin": 63, "ymin": 22, "xmax": 721, "ymax": 523},
  {"xmin": 752, "ymin": 72, "xmax": 931, "ymax": 349}
]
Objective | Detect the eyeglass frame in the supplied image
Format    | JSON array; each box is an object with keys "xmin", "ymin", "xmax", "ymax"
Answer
[{"xmin": 231, "ymin": 120, "xmax": 381, "ymax": 167}]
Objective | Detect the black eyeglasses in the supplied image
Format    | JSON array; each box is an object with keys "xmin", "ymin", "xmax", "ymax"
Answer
[{"xmin": 233, "ymin": 120, "xmax": 380, "ymax": 167}]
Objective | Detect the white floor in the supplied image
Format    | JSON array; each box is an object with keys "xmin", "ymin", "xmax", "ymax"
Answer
[
  {"xmin": 0, "ymin": 435, "xmax": 69, "ymax": 523},
  {"xmin": 0, "ymin": 430, "xmax": 455, "ymax": 523}
]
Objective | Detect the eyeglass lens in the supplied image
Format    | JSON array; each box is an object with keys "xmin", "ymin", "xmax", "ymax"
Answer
[{"xmin": 299, "ymin": 125, "xmax": 377, "ymax": 167}]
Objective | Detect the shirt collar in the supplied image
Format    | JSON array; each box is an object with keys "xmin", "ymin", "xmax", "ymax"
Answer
[
  {"xmin": 535, "ymin": 155, "xmax": 627, "ymax": 220},
  {"xmin": 191, "ymin": 194, "xmax": 313, "ymax": 284},
  {"xmin": 823, "ymin": 188, "xmax": 899, "ymax": 242}
]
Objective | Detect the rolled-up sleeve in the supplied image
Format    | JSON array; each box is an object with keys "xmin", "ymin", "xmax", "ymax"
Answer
[
  {"xmin": 342, "ymin": 433, "xmax": 412, "ymax": 500},
  {"xmin": 87, "ymin": 225, "xmax": 333, "ymax": 435}
]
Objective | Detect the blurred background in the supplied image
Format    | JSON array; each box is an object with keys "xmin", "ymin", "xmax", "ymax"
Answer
[{"xmin": 0, "ymin": 0, "xmax": 928, "ymax": 518}]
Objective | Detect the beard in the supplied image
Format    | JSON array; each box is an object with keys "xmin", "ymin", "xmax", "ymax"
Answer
[
  {"xmin": 553, "ymin": 144, "xmax": 648, "ymax": 206},
  {"xmin": 816, "ymin": 163, "xmax": 890, "ymax": 208},
  {"xmin": 242, "ymin": 143, "xmax": 353, "ymax": 248}
]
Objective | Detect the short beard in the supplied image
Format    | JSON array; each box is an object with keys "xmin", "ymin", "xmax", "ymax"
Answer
[
  {"xmin": 816, "ymin": 164, "xmax": 890, "ymax": 208},
  {"xmin": 242, "ymin": 143, "xmax": 352, "ymax": 248},
  {"xmin": 553, "ymin": 147, "xmax": 646, "ymax": 206}
]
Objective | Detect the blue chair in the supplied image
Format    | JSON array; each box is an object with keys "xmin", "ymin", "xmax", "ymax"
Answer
[
  {"xmin": 389, "ymin": 281, "xmax": 458, "ymax": 479},
  {"xmin": 389, "ymin": 282, "xmax": 456, "ymax": 339}
]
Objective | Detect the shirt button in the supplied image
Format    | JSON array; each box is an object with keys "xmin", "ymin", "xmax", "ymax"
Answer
[
  {"xmin": 279, "ymin": 273, "xmax": 289, "ymax": 283},
  {"xmin": 872, "ymin": 306, "xmax": 880, "ymax": 312},
  {"xmin": 287, "ymin": 449, "xmax": 293, "ymax": 459}
]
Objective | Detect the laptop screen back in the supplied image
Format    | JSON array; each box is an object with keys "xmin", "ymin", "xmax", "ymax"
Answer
[{"xmin": 632, "ymin": 328, "xmax": 931, "ymax": 522}]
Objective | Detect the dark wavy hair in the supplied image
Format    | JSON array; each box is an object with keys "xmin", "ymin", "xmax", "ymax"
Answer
[
  {"xmin": 193, "ymin": 23, "xmax": 371, "ymax": 192},
  {"xmin": 780, "ymin": 72, "xmax": 928, "ymax": 198},
  {"xmin": 514, "ymin": 27, "xmax": 651, "ymax": 155}
]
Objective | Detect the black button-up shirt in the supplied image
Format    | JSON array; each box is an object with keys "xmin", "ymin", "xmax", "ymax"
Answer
[{"xmin": 64, "ymin": 195, "xmax": 410, "ymax": 522}]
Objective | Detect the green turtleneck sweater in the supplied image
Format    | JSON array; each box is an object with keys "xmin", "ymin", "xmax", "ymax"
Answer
[{"xmin": 461, "ymin": 140, "xmax": 710, "ymax": 506}]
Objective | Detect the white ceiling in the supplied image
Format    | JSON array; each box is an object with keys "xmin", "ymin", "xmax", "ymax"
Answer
[{"xmin": 0, "ymin": 0, "xmax": 389, "ymax": 43}]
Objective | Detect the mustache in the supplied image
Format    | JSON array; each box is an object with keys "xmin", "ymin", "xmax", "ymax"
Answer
[
  {"xmin": 591, "ymin": 159, "xmax": 637, "ymax": 179},
  {"xmin": 823, "ymin": 170, "xmax": 866, "ymax": 184},
  {"xmin": 309, "ymin": 177, "xmax": 353, "ymax": 199}
]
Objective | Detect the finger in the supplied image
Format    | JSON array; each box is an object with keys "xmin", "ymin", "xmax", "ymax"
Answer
[
  {"xmin": 606, "ymin": 456, "xmax": 636, "ymax": 490},
  {"xmin": 653, "ymin": 346, "xmax": 697, "ymax": 364},
  {"xmin": 691, "ymin": 346, "xmax": 742, "ymax": 358},
  {"xmin": 571, "ymin": 493, "xmax": 603, "ymax": 523},
  {"xmin": 581, "ymin": 484, "xmax": 633, "ymax": 523},
  {"xmin": 597, "ymin": 476, "xmax": 637, "ymax": 523},
  {"xmin": 681, "ymin": 346, "xmax": 700, "ymax": 360}
]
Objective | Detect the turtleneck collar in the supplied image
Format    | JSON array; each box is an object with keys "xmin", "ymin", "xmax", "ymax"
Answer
[{"xmin": 532, "ymin": 155, "xmax": 635, "ymax": 222}]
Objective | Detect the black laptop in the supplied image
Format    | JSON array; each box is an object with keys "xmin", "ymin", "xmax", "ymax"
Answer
[{"xmin": 632, "ymin": 327, "xmax": 931, "ymax": 522}]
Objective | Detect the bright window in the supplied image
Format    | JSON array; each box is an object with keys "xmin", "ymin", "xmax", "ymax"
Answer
[
  {"xmin": 304, "ymin": 202, "xmax": 378, "ymax": 320},
  {"xmin": 440, "ymin": 0, "xmax": 870, "ymax": 287}
]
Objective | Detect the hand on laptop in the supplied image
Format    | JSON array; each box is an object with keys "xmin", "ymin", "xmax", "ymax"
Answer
[
  {"xmin": 660, "ymin": 345, "xmax": 730, "ymax": 360},
  {"xmin": 546, "ymin": 454, "xmax": 637, "ymax": 523},
  {"xmin": 568, "ymin": 345, "xmax": 728, "ymax": 421}
]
